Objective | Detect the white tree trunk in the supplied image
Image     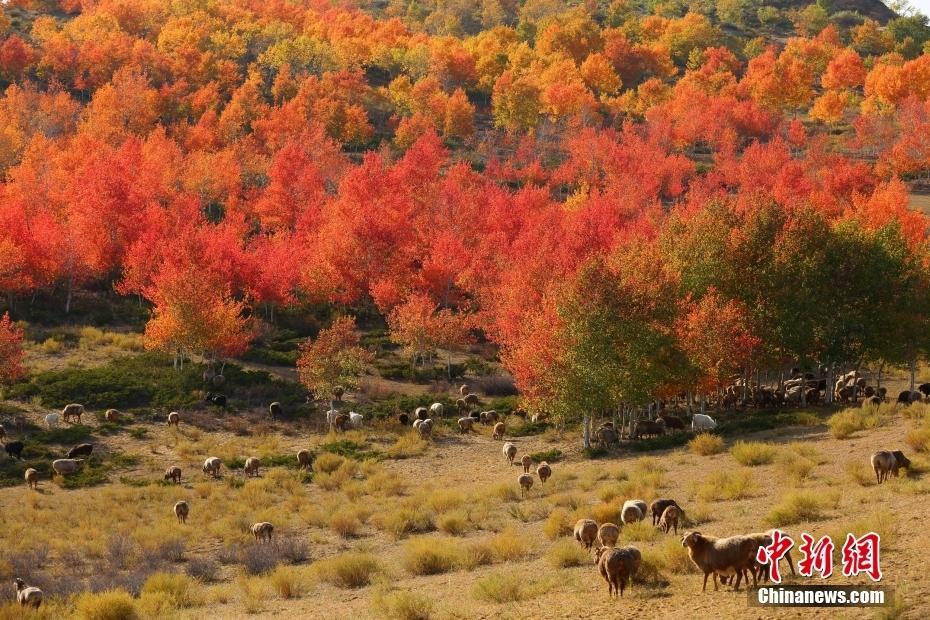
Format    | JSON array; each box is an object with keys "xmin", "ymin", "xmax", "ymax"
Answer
[{"xmin": 582, "ymin": 413, "xmax": 591, "ymax": 450}]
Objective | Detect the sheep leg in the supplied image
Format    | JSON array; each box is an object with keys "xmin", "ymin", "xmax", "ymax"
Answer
[
  {"xmin": 733, "ymin": 569, "xmax": 742, "ymax": 591},
  {"xmin": 702, "ymin": 572, "xmax": 709, "ymax": 592}
]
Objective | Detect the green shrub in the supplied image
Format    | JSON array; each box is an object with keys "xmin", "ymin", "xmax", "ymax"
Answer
[
  {"xmin": 529, "ymin": 449, "xmax": 562, "ymax": 463},
  {"xmin": 766, "ymin": 491, "xmax": 827, "ymax": 526}
]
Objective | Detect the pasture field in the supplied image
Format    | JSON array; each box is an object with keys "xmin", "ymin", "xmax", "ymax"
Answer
[{"xmin": 0, "ymin": 333, "xmax": 927, "ymax": 619}]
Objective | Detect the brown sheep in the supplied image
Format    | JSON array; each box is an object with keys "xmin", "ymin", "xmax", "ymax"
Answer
[
  {"xmin": 61, "ymin": 403, "xmax": 84, "ymax": 424},
  {"xmin": 594, "ymin": 545, "xmax": 641, "ymax": 598},
  {"xmin": 417, "ymin": 418, "xmax": 433, "ymax": 440},
  {"xmin": 597, "ymin": 523, "xmax": 620, "ymax": 548},
  {"xmin": 521, "ymin": 454, "xmax": 532, "ymax": 473},
  {"xmin": 503, "ymin": 442, "xmax": 517, "ymax": 464},
  {"xmin": 174, "ymin": 500, "xmax": 189, "ymax": 524},
  {"xmin": 167, "ymin": 411, "xmax": 180, "ymax": 427},
  {"xmin": 492, "ymin": 422, "xmax": 506, "ymax": 440},
  {"xmin": 104, "ymin": 409, "xmax": 120, "ymax": 423},
  {"xmin": 297, "ymin": 449, "xmax": 312, "ymax": 470},
  {"xmin": 518, "ymin": 473, "xmax": 533, "ymax": 497},
  {"xmin": 574, "ymin": 519, "xmax": 598, "ymax": 549},
  {"xmin": 250, "ymin": 521, "xmax": 274, "ymax": 543},
  {"xmin": 24, "ymin": 468, "xmax": 38, "ymax": 490},
  {"xmin": 631, "ymin": 419, "xmax": 665, "ymax": 439},
  {"xmin": 744, "ymin": 531, "xmax": 796, "ymax": 582},
  {"xmin": 650, "ymin": 498, "xmax": 683, "ymax": 526},
  {"xmin": 681, "ymin": 531, "xmax": 760, "ymax": 591},
  {"xmin": 871, "ymin": 450, "xmax": 911, "ymax": 484},
  {"xmin": 164, "ymin": 466, "xmax": 182, "ymax": 484},
  {"xmin": 536, "ymin": 461, "xmax": 551, "ymax": 484},
  {"xmin": 480, "ymin": 410, "xmax": 499, "ymax": 425},
  {"xmin": 333, "ymin": 413, "xmax": 350, "ymax": 433},
  {"xmin": 457, "ymin": 416, "xmax": 474, "ymax": 433},
  {"xmin": 268, "ymin": 402, "xmax": 282, "ymax": 421},
  {"xmin": 243, "ymin": 457, "xmax": 261, "ymax": 477},
  {"xmin": 657, "ymin": 505, "xmax": 681, "ymax": 534},
  {"xmin": 14, "ymin": 578, "xmax": 42, "ymax": 609}
]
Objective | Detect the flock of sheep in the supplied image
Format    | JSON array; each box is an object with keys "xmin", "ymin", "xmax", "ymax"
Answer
[{"xmin": 3, "ymin": 375, "xmax": 919, "ymax": 609}]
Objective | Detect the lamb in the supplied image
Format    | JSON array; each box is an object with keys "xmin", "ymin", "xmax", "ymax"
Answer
[
  {"xmin": 399, "ymin": 413, "xmax": 410, "ymax": 425},
  {"xmin": 456, "ymin": 399, "xmax": 468, "ymax": 415},
  {"xmin": 167, "ymin": 411, "xmax": 180, "ymax": 427},
  {"xmin": 503, "ymin": 442, "xmax": 517, "ymax": 464},
  {"xmin": 202, "ymin": 456, "xmax": 222, "ymax": 478},
  {"xmin": 417, "ymin": 418, "xmax": 433, "ymax": 439},
  {"xmin": 871, "ymin": 450, "xmax": 911, "ymax": 484},
  {"xmin": 521, "ymin": 454, "xmax": 532, "ymax": 473},
  {"xmin": 650, "ymin": 498, "xmax": 683, "ymax": 526},
  {"xmin": 4, "ymin": 441, "xmax": 23, "ymax": 460},
  {"xmin": 24, "ymin": 468, "xmax": 38, "ymax": 490},
  {"xmin": 44, "ymin": 413, "xmax": 60, "ymax": 429},
  {"xmin": 621, "ymin": 501, "xmax": 645, "ymax": 524},
  {"xmin": 597, "ymin": 523, "xmax": 621, "ymax": 547},
  {"xmin": 62, "ymin": 403, "xmax": 84, "ymax": 424},
  {"xmin": 52, "ymin": 458, "xmax": 84, "ymax": 476},
  {"xmin": 463, "ymin": 393, "xmax": 481, "ymax": 406},
  {"xmin": 657, "ymin": 505, "xmax": 681, "ymax": 534},
  {"xmin": 457, "ymin": 416, "xmax": 474, "ymax": 433},
  {"xmin": 347, "ymin": 412, "xmax": 364, "ymax": 429},
  {"xmin": 631, "ymin": 419, "xmax": 665, "ymax": 439},
  {"xmin": 574, "ymin": 519, "xmax": 599, "ymax": 549},
  {"xmin": 412, "ymin": 419, "xmax": 423, "ymax": 430},
  {"xmin": 174, "ymin": 500, "xmax": 189, "ymax": 524},
  {"xmin": 459, "ymin": 384, "xmax": 468, "ymax": 396},
  {"xmin": 492, "ymin": 421, "xmax": 506, "ymax": 440},
  {"xmin": 14, "ymin": 578, "xmax": 42, "ymax": 609},
  {"xmin": 414, "ymin": 407, "xmax": 429, "ymax": 421},
  {"xmin": 250, "ymin": 521, "xmax": 274, "ymax": 543},
  {"xmin": 429, "ymin": 402, "xmax": 444, "ymax": 417},
  {"xmin": 536, "ymin": 461, "xmax": 551, "ymax": 484},
  {"xmin": 594, "ymin": 545, "xmax": 641, "ymax": 598},
  {"xmin": 268, "ymin": 402, "xmax": 282, "ymax": 421},
  {"xmin": 691, "ymin": 413, "xmax": 717, "ymax": 431},
  {"xmin": 104, "ymin": 409, "xmax": 120, "ymax": 423},
  {"xmin": 333, "ymin": 413, "xmax": 350, "ymax": 432},
  {"xmin": 518, "ymin": 472, "xmax": 534, "ymax": 497},
  {"xmin": 297, "ymin": 449, "xmax": 312, "ymax": 470},
  {"xmin": 680, "ymin": 531, "xmax": 760, "ymax": 591},
  {"xmin": 243, "ymin": 457, "xmax": 260, "ymax": 477},
  {"xmin": 67, "ymin": 443, "xmax": 93, "ymax": 458},
  {"xmin": 164, "ymin": 466, "xmax": 182, "ymax": 484}
]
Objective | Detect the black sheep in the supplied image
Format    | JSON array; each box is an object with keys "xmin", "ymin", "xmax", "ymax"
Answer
[
  {"xmin": 919, "ymin": 383, "xmax": 930, "ymax": 398},
  {"xmin": 205, "ymin": 392, "xmax": 227, "ymax": 407},
  {"xmin": 67, "ymin": 443, "xmax": 93, "ymax": 458},
  {"xmin": 4, "ymin": 441, "xmax": 24, "ymax": 460},
  {"xmin": 897, "ymin": 390, "xmax": 912, "ymax": 404},
  {"xmin": 398, "ymin": 413, "xmax": 410, "ymax": 425}
]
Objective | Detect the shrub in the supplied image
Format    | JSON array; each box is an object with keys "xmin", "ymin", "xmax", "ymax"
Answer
[
  {"xmin": 528, "ymin": 449, "xmax": 562, "ymax": 463},
  {"xmin": 588, "ymin": 502, "xmax": 621, "ymax": 525},
  {"xmin": 730, "ymin": 441, "xmax": 778, "ymax": 466},
  {"xmin": 546, "ymin": 539, "xmax": 589, "ymax": 568},
  {"xmin": 776, "ymin": 452, "xmax": 816, "ymax": 482},
  {"xmin": 488, "ymin": 529, "xmax": 531, "ymax": 561},
  {"xmin": 542, "ymin": 508, "xmax": 573, "ymax": 540},
  {"xmin": 402, "ymin": 538, "xmax": 460, "ymax": 575},
  {"xmin": 313, "ymin": 452, "xmax": 346, "ymax": 473},
  {"xmin": 277, "ymin": 536, "xmax": 311, "ymax": 564},
  {"xmin": 845, "ymin": 460, "xmax": 874, "ymax": 486},
  {"xmin": 385, "ymin": 434, "xmax": 427, "ymax": 459},
  {"xmin": 828, "ymin": 407, "xmax": 887, "ymax": 439},
  {"xmin": 141, "ymin": 572, "xmax": 200, "ymax": 608},
  {"xmin": 688, "ymin": 433, "xmax": 723, "ymax": 456},
  {"xmin": 74, "ymin": 590, "xmax": 139, "ymax": 620},
  {"xmin": 315, "ymin": 552, "xmax": 381, "ymax": 588},
  {"xmin": 621, "ymin": 520, "xmax": 660, "ymax": 542},
  {"xmin": 642, "ymin": 537, "xmax": 694, "ymax": 574},
  {"xmin": 766, "ymin": 491, "xmax": 827, "ymax": 526},
  {"xmin": 241, "ymin": 543, "xmax": 280, "ymax": 575},
  {"xmin": 330, "ymin": 510, "xmax": 362, "ymax": 538},
  {"xmin": 372, "ymin": 588, "xmax": 434, "ymax": 620},
  {"xmin": 906, "ymin": 426, "xmax": 930, "ymax": 453},
  {"xmin": 379, "ymin": 507, "xmax": 435, "ymax": 539},
  {"xmin": 696, "ymin": 469, "xmax": 758, "ymax": 501},
  {"xmin": 185, "ymin": 557, "xmax": 219, "ymax": 582},
  {"xmin": 474, "ymin": 572, "xmax": 535, "ymax": 603},
  {"xmin": 437, "ymin": 511, "xmax": 469, "ymax": 535},
  {"xmin": 458, "ymin": 540, "xmax": 494, "ymax": 570},
  {"xmin": 269, "ymin": 565, "xmax": 307, "ymax": 599}
]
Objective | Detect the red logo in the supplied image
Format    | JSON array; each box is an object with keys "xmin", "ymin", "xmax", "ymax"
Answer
[
  {"xmin": 756, "ymin": 529, "xmax": 795, "ymax": 583},
  {"xmin": 841, "ymin": 532, "xmax": 882, "ymax": 582},
  {"xmin": 797, "ymin": 533, "xmax": 834, "ymax": 578}
]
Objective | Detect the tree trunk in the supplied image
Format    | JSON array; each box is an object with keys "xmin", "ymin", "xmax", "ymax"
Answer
[
  {"xmin": 699, "ymin": 393, "xmax": 705, "ymax": 415},
  {"xmin": 826, "ymin": 365, "xmax": 834, "ymax": 405},
  {"xmin": 582, "ymin": 413, "xmax": 591, "ymax": 450},
  {"xmin": 877, "ymin": 363, "xmax": 884, "ymax": 390},
  {"xmin": 65, "ymin": 274, "xmax": 74, "ymax": 314},
  {"xmin": 909, "ymin": 359, "xmax": 917, "ymax": 392}
]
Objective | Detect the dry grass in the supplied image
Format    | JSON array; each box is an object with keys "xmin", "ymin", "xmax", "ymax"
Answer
[
  {"xmin": 641, "ymin": 537, "xmax": 695, "ymax": 574},
  {"xmin": 622, "ymin": 520, "xmax": 661, "ymax": 542},
  {"xmin": 74, "ymin": 590, "xmax": 139, "ymax": 620},
  {"xmin": 372, "ymin": 588, "xmax": 435, "ymax": 620},
  {"xmin": 828, "ymin": 406, "xmax": 889, "ymax": 439},
  {"xmin": 695, "ymin": 469, "xmax": 758, "ymax": 501},
  {"xmin": 314, "ymin": 552, "xmax": 382, "ymax": 588},
  {"xmin": 269, "ymin": 566, "xmax": 309, "ymax": 599},
  {"xmin": 846, "ymin": 460, "xmax": 876, "ymax": 486},
  {"xmin": 730, "ymin": 441, "xmax": 778, "ymax": 466},
  {"xmin": 385, "ymin": 433, "xmax": 428, "ymax": 459},
  {"xmin": 474, "ymin": 572, "xmax": 543, "ymax": 603},
  {"xmin": 402, "ymin": 537, "xmax": 462, "ymax": 575},
  {"xmin": 766, "ymin": 490, "xmax": 829, "ymax": 526},
  {"xmin": 546, "ymin": 538, "xmax": 590, "ymax": 568},
  {"xmin": 542, "ymin": 508, "xmax": 574, "ymax": 540},
  {"xmin": 688, "ymin": 433, "xmax": 724, "ymax": 456}
]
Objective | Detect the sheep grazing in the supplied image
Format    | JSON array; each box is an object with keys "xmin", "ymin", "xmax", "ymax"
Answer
[
  {"xmin": 594, "ymin": 545, "xmax": 641, "ymax": 598},
  {"xmin": 480, "ymin": 410, "xmax": 499, "ymax": 425},
  {"xmin": 658, "ymin": 414, "xmax": 685, "ymax": 431},
  {"xmin": 631, "ymin": 419, "xmax": 665, "ymax": 439},
  {"xmin": 67, "ymin": 443, "xmax": 93, "ymax": 458},
  {"xmin": 518, "ymin": 473, "xmax": 534, "ymax": 497},
  {"xmin": 52, "ymin": 458, "xmax": 84, "ymax": 476},
  {"xmin": 104, "ymin": 409, "xmax": 120, "ymax": 423},
  {"xmin": 744, "ymin": 531, "xmax": 796, "ymax": 582},
  {"xmin": 456, "ymin": 399, "xmax": 468, "ymax": 414},
  {"xmin": 417, "ymin": 419, "xmax": 433, "ymax": 440},
  {"xmin": 469, "ymin": 411, "xmax": 481, "ymax": 421},
  {"xmin": 164, "ymin": 466, "xmax": 182, "ymax": 484},
  {"xmin": 202, "ymin": 457, "xmax": 222, "ymax": 478},
  {"xmin": 297, "ymin": 449, "xmax": 312, "ymax": 470},
  {"xmin": 574, "ymin": 519, "xmax": 599, "ymax": 549},
  {"xmin": 4, "ymin": 441, "xmax": 24, "ymax": 460},
  {"xmin": 503, "ymin": 442, "xmax": 517, "ymax": 464},
  {"xmin": 536, "ymin": 462, "xmax": 551, "ymax": 484},
  {"xmin": 333, "ymin": 413, "xmax": 350, "ymax": 433},
  {"xmin": 348, "ymin": 412, "xmax": 364, "ymax": 429},
  {"xmin": 44, "ymin": 413, "xmax": 60, "ymax": 429},
  {"xmin": 919, "ymin": 383, "xmax": 930, "ymax": 399},
  {"xmin": 205, "ymin": 392, "xmax": 227, "ymax": 407},
  {"xmin": 595, "ymin": 425, "xmax": 619, "ymax": 447},
  {"xmin": 429, "ymin": 402, "xmax": 444, "ymax": 418},
  {"xmin": 167, "ymin": 411, "xmax": 180, "ymax": 427},
  {"xmin": 174, "ymin": 500, "xmax": 189, "ymax": 524},
  {"xmin": 457, "ymin": 417, "xmax": 474, "ymax": 433},
  {"xmin": 463, "ymin": 393, "xmax": 481, "ymax": 407},
  {"xmin": 399, "ymin": 413, "xmax": 410, "ymax": 426},
  {"xmin": 864, "ymin": 396, "xmax": 882, "ymax": 407},
  {"xmin": 492, "ymin": 421, "xmax": 506, "ymax": 440},
  {"xmin": 24, "ymin": 468, "xmax": 38, "ymax": 490},
  {"xmin": 14, "ymin": 578, "xmax": 42, "ymax": 609},
  {"xmin": 412, "ymin": 419, "xmax": 423, "ymax": 430},
  {"xmin": 250, "ymin": 521, "xmax": 274, "ymax": 543},
  {"xmin": 414, "ymin": 407, "xmax": 429, "ymax": 421},
  {"xmin": 691, "ymin": 413, "xmax": 717, "ymax": 431},
  {"xmin": 650, "ymin": 498, "xmax": 683, "ymax": 526},
  {"xmin": 871, "ymin": 450, "xmax": 911, "ymax": 484},
  {"xmin": 597, "ymin": 523, "xmax": 620, "ymax": 548},
  {"xmin": 521, "ymin": 454, "xmax": 532, "ymax": 473},
  {"xmin": 621, "ymin": 500, "xmax": 645, "ymax": 524},
  {"xmin": 680, "ymin": 531, "xmax": 760, "ymax": 591},
  {"xmin": 243, "ymin": 457, "xmax": 260, "ymax": 477},
  {"xmin": 658, "ymin": 505, "xmax": 681, "ymax": 534},
  {"xmin": 458, "ymin": 384, "xmax": 468, "ymax": 396},
  {"xmin": 62, "ymin": 403, "xmax": 84, "ymax": 424},
  {"xmin": 268, "ymin": 401, "xmax": 282, "ymax": 421}
]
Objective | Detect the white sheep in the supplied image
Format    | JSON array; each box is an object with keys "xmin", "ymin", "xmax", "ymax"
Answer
[
  {"xmin": 24, "ymin": 468, "xmax": 38, "ymax": 490},
  {"xmin": 243, "ymin": 457, "xmax": 260, "ymax": 477},
  {"xmin": 14, "ymin": 578, "xmax": 42, "ymax": 609},
  {"xmin": 52, "ymin": 458, "xmax": 84, "ymax": 476},
  {"xmin": 44, "ymin": 413, "xmax": 60, "ymax": 429},
  {"xmin": 597, "ymin": 522, "xmax": 621, "ymax": 547},
  {"xmin": 104, "ymin": 409, "xmax": 120, "ymax": 422},
  {"xmin": 167, "ymin": 411, "xmax": 180, "ymax": 427},
  {"xmin": 691, "ymin": 413, "xmax": 717, "ymax": 431},
  {"xmin": 202, "ymin": 457, "xmax": 222, "ymax": 478},
  {"xmin": 417, "ymin": 418, "xmax": 433, "ymax": 439},
  {"xmin": 174, "ymin": 500, "xmax": 189, "ymax": 524},
  {"xmin": 61, "ymin": 403, "xmax": 84, "ymax": 424},
  {"xmin": 492, "ymin": 421, "xmax": 506, "ymax": 440},
  {"xmin": 503, "ymin": 442, "xmax": 517, "ymax": 464},
  {"xmin": 348, "ymin": 412, "xmax": 364, "ymax": 429},
  {"xmin": 457, "ymin": 417, "xmax": 474, "ymax": 433},
  {"xmin": 164, "ymin": 466, "xmax": 182, "ymax": 484},
  {"xmin": 574, "ymin": 519, "xmax": 598, "ymax": 549},
  {"xmin": 250, "ymin": 521, "xmax": 274, "ymax": 543},
  {"xmin": 621, "ymin": 500, "xmax": 647, "ymax": 524},
  {"xmin": 429, "ymin": 402, "xmax": 444, "ymax": 417}
]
